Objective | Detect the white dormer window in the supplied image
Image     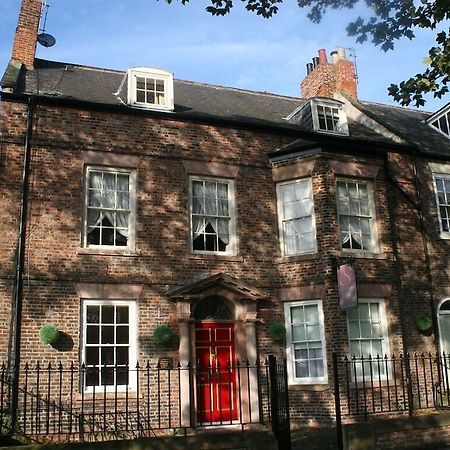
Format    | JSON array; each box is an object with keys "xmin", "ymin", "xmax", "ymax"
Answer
[
  {"xmin": 311, "ymin": 99, "xmax": 349, "ymax": 135},
  {"xmin": 426, "ymin": 102, "xmax": 450, "ymax": 139},
  {"xmin": 127, "ymin": 68, "xmax": 174, "ymax": 111}
]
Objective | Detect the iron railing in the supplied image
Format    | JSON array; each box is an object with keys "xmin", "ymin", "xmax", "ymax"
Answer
[
  {"xmin": 0, "ymin": 359, "xmax": 274, "ymax": 443},
  {"xmin": 334, "ymin": 352, "xmax": 450, "ymax": 420}
]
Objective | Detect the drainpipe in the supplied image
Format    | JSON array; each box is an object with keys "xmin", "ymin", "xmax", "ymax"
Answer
[
  {"xmin": 10, "ymin": 95, "xmax": 35, "ymax": 431},
  {"xmin": 384, "ymin": 151, "xmax": 437, "ymax": 345},
  {"xmin": 411, "ymin": 153, "xmax": 438, "ymax": 341},
  {"xmin": 383, "ymin": 153, "xmax": 410, "ymax": 357}
]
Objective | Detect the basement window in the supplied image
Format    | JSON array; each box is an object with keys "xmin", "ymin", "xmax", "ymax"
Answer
[
  {"xmin": 311, "ymin": 99, "xmax": 349, "ymax": 135},
  {"xmin": 127, "ymin": 68, "xmax": 174, "ymax": 111}
]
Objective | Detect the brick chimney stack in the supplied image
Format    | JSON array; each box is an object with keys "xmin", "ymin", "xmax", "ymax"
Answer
[
  {"xmin": 301, "ymin": 48, "xmax": 357, "ymax": 100},
  {"xmin": 11, "ymin": 0, "xmax": 42, "ymax": 69}
]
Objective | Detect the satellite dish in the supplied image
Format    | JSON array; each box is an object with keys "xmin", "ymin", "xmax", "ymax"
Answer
[{"xmin": 37, "ymin": 33, "xmax": 56, "ymax": 48}]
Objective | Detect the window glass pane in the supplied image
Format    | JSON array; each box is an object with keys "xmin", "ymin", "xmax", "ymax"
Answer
[
  {"xmin": 116, "ymin": 306, "xmax": 129, "ymax": 324},
  {"xmin": 116, "ymin": 367, "xmax": 129, "ymax": 386},
  {"xmin": 86, "ymin": 326, "xmax": 99, "ymax": 344},
  {"xmin": 101, "ymin": 367, "xmax": 115, "ymax": 386},
  {"xmin": 350, "ymin": 341, "xmax": 361, "ymax": 357},
  {"xmin": 101, "ymin": 326, "xmax": 114, "ymax": 344},
  {"xmin": 310, "ymin": 344, "xmax": 323, "ymax": 358},
  {"xmin": 310, "ymin": 359, "xmax": 324, "ymax": 377},
  {"xmin": 116, "ymin": 326, "xmax": 129, "ymax": 344},
  {"xmin": 306, "ymin": 324, "xmax": 320, "ymax": 340},
  {"xmin": 304, "ymin": 304, "xmax": 318, "ymax": 323},
  {"xmin": 369, "ymin": 303, "xmax": 380, "ymax": 321},
  {"xmin": 348, "ymin": 320, "xmax": 359, "ymax": 338},
  {"xmin": 294, "ymin": 342, "xmax": 308, "ymax": 360},
  {"xmin": 295, "ymin": 361, "xmax": 309, "ymax": 378},
  {"xmin": 85, "ymin": 367, "xmax": 99, "ymax": 387},
  {"xmin": 360, "ymin": 321, "xmax": 372, "ymax": 338},
  {"xmin": 116, "ymin": 347, "xmax": 129, "ymax": 365},
  {"xmin": 371, "ymin": 341, "xmax": 383, "ymax": 357},
  {"xmin": 102, "ymin": 306, "xmax": 114, "ymax": 324},
  {"xmin": 292, "ymin": 325, "xmax": 305, "ymax": 342},
  {"xmin": 281, "ymin": 184, "xmax": 296, "ymax": 203},
  {"xmin": 87, "ymin": 306, "xmax": 100, "ymax": 323},
  {"xmin": 101, "ymin": 347, "xmax": 115, "ymax": 365},
  {"xmin": 359, "ymin": 303, "xmax": 370, "ymax": 320},
  {"xmin": 85, "ymin": 347, "xmax": 99, "ymax": 366},
  {"xmin": 291, "ymin": 306, "xmax": 304, "ymax": 324}
]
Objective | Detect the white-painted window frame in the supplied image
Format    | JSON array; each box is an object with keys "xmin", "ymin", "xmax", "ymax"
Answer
[
  {"xmin": 432, "ymin": 173, "xmax": 450, "ymax": 239},
  {"xmin": 276, "ymin": 178, "xmax": 317, "ymax": 256},
  {"xmin": 336, "ymin": 178, "xmax": 378, "ymax": 253},
  {"xmin": 127, "ymin": 67, "xmax": 174, "ymax": 111},
  {"xmin": 346, "ymin": 298, "xmax": 390, "ymax": 381},
  {"xmin": 426, "ymin": 105, "xmax": 450, "ymax": 140},
  {"xmin": 284, "ymin": 300, "xmax": 328, "ymax": 385},
  {"xmin": 189, "ymin": 176, "xmax": 237, "ymax": 256},
  {"xmin": 311, "ymin": 99, "xmax": 349, "ymax": 135},
  {"xmin": 81, "ymin": 299, "xmax": 137, "ymax": 393},
  {"xmin": 83, "ymin": 166, "xmax": 137, "ymax": 250}
]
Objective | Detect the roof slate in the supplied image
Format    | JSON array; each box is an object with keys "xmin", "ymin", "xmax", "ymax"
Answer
[{"xmin": 2, "ymin": 58, "xmax": 450, "ymax": 158}]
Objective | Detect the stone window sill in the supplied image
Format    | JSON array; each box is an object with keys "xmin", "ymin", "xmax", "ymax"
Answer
[
  {"xmin": 276, "ymin": 253, "xmax": 319, "ymax": 264},
  {"xmin": 189, "ymin": 254, "xmax": 244, "ymax": 262},
  {"xmin": 77, "ymin": 248, "xmax": 142, "ymax": 257},
  {"xmin": 288, "ymin": 383, "xmax": 330, "ymax": 392},
  {"xmin": 338, "ymin": 251, "xmax": 390, "ymax": 260}
]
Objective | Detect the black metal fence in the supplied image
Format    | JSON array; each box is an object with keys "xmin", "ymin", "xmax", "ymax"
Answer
[
  {"xmin": 334, "ymin": 352, "xmax": 450, "ymax": 420},
  {"xmin": 0, "ymin": 359, "xmax": 277, "ymax": 443}
]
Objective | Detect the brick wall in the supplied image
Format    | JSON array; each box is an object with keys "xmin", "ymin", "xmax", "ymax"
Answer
[{"xmin": 0, "ymin": 96, "xmax": 445, "ymax": 426}]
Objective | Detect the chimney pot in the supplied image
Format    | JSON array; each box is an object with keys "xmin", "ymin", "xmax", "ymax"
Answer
[
  {"xmin": 312, "ymin": 57, "xmax": 319, "ymax": 68},
  {"xmin": 306, "ymin": 63, "xmax": 313, "ymax": 75},
  {"xmin": 330, "ymin": 50, "xmax": 339, "ymax": 64},
  {"xmin": 318, "ymin": 48, "xmax": 328, "ymax": 65},
  {"xmin": 338, "ymin": 48, "xmax": 346, "ymax": 61}
]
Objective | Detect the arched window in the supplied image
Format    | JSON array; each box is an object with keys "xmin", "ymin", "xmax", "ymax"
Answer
[
  {"xmin": 193, "ymin": 296, "xmax": 233, "ymax": 321},
  {"xmin": 438, "ymin": 300, "xmax": 450, "ymax": 353}
]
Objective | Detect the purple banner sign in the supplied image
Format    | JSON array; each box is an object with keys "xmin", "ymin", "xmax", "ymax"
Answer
[{"xmin": 337, "ymin": 263, "xmax": 358, "ymax": 311}]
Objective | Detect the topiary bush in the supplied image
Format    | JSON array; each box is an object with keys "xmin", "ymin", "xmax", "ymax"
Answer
[
  {"xmin": 39, "ymin": 324, "xmax": 60, "ymax": 345},
  {"xmin": 153, "ymin": 325, "xmax": 173, "ymax": 344},
  {"xmin": 269, "ymin": 323, "xmax": 286, "ymax": 342}
]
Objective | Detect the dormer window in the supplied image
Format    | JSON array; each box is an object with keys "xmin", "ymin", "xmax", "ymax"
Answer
[
  {"xmin": 426, "ymin": 102, "xmax": 450, "ymax": 139},
  {"xmin": 311, "ymin": 99, "xmax": 349, "ymax": 135},
  {"xmin": 127, "ymin": 68, "xmax": 174, "ymax": 111}
]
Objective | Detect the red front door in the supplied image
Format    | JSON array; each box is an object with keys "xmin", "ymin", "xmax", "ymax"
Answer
[{"xmin": 195, "ymin": 322, "xmax": 238, "ymax": 423}]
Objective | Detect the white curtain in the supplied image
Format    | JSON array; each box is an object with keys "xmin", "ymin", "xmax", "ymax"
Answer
[
  {"xmin": 192, "ymin": 181, "xmax": 229, "ymax": 243},
  {"xmin": 88, "ymin": 172, "xmax": 129, "ymax": 238}
]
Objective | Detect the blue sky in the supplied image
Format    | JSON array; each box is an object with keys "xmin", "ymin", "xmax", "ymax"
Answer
[{"xmin": 1, "ymin": 0, "xmax": 447, "ymax": 111}]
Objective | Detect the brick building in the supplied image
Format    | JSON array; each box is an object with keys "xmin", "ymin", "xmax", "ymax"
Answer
[{"xmin": 3, "ymin": 0, "xmax": 450, "ymax": 446}]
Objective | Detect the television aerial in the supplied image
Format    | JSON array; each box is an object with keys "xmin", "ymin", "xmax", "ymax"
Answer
[{"xmin": 37, "ymin": 1, "xmax": 56, "ymax": 48}]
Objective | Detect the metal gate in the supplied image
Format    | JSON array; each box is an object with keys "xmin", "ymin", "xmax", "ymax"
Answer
[{"xmin": 268, "ymin": 355, "xmax": 292, "ymax": 450}]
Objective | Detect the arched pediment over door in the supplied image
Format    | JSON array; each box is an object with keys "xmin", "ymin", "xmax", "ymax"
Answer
[{"xmin": 167, "ymin": 272, "xmax": 269, "ymax": 323}]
